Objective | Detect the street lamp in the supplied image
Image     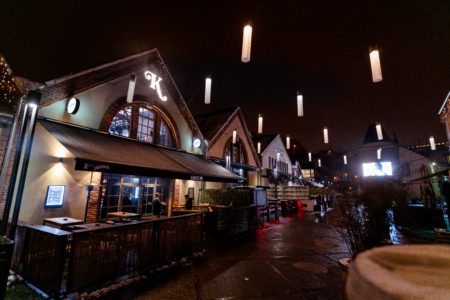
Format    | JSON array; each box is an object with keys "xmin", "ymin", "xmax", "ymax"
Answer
[{"xmin": 7, "ymin": 90, "xmax": 42, "ymax": 239}]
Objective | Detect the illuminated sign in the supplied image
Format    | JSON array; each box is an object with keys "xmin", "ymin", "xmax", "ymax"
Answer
[
  {"xmin": 45, "ymin": 185, "xmax": 65, "ymax": 208},
  {"xmin": 144, "ymin": 71, "xmax": 167, "ymax": 101},
  {"xmin": 362, "ymin": 162, "xmax": 393, "ymax": 177}
]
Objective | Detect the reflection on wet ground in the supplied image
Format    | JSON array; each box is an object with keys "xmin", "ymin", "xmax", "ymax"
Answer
[{"xmin": 125, "ymin": 210, "xmax": 349, "ymax": 300}]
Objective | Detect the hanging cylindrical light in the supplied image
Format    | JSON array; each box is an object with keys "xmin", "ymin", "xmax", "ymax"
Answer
[
  {"xmin": 258, "ymin": 114, "xmax": 263, "ymax": 134},
  {"xmin": 286, "ymin": 135, "xmax": 290, "ymax": 150},
  {"xmin": 370, "ymin": 49, "xmax": 383, "ymax": 83},
  {"xmin": 318, "ymin": 159, "xmax": 321, "ymax": 168},
  {"xmin": 377, "ymin": 148, "xmax": 382, "ymax": 160},
  {"xmin": 323, "ymin": 127, "xmax": 329, "ymax": 144},
  {"xmin": 308, "ymin": 152, "xmax": 312, "ymax": 162},
  {"xmin": 126, "ymin": 75, "xmax": 136, "ymax": 103},
  {"xmin": 376, "ymin": 123, "xmax": 383, "ymax": 140},
  {"xmin": 204, "ymin": 77, "xmax": 212, "ymax": 104},
  {"xmin": 232, "ymin": 130, "xmax": 237, "ymax": 144},
  {"xmin": 241, "ymin": 24, "xmax": 252, "ymax": 63},
  {"xmin": 343, "ymin": 155, "xmax": 347, "ymax": 165},
  {"xmin": 257, "ymin": 142, "xmax": 261, "ymax": 154},
  {"xmin": 297, "ymin": 92, "xmax": 304, "ymax": 117},
  {"xmin": 429, "ymin": 136, "xmax": 436, "ymax": 151}
]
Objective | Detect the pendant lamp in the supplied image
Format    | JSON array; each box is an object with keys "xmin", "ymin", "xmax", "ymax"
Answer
[
  {"xmin": 370, "ymin": 49, "xmax": 383, "ymax": 82},
  {"xmin": 205, "ymin": 77, "xmax": 212, "ymax": 104},
  {"xmin": 376, "ymin": 123, "xmax": 383, "ymax": 140},
  {"xmin": 323, "ymin": 127, "xmax": 329, "ymax": 144},
  {"xmin": 297, "ymin": 92, "xmax": 303, "ymax": 117},
  {"xmin": 241, "ymin": 24, "xmax": 252, "ymax": 63},
  {"xmin": 126, "ymin": 75, "xmax": 136, "ymax": 103},
  {"xmin": 258, "ymin": 114, "xmax": 263, "ymax": 134},
  {"xmin": 429, "ymin": 136, "xmax": 436, "ymax": 151}
]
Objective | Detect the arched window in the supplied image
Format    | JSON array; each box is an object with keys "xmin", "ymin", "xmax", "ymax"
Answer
[
  {"xmin": 108, "ymin": 104, "xmax": 175, "ymax": 147},
  {"xmin": 225, "ymin": 138, "xmax": 246, "ymax": 165}
]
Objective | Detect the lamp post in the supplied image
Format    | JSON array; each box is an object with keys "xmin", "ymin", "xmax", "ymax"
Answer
[{"xmin": 7, "ymin": 90, "xmax": 41, "ymax": 239}]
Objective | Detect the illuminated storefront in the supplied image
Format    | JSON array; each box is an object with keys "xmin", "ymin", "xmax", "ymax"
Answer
[{"xmin": 15, "ymin": 49, "xmax": 239, "ymax": 225}]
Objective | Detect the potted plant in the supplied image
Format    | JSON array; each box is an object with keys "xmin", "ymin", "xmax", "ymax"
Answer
[{"xmin": 333, "ymin": 180, "xmax": 408, "ymax": 282}]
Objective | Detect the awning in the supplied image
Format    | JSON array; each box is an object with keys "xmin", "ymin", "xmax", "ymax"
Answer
[
  {"xmin": 210, "ymin": 157, "xmax": 259, "ymax": 172},
  {"xmin": 406, "ymin": 168, "xmax": 450, "ymax": 183},
  {"xmin": 39, "ymin": 119, "xmax": 241, "ymax": 182}
]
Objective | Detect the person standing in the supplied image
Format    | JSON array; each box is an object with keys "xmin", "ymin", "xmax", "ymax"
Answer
[{"xmin": 153, "ymin": 192, "xmax": 162, "ymax": 217}]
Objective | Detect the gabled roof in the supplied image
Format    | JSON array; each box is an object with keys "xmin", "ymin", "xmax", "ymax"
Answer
[
  {"xmin": 194, "ymin": 107, "xmax": 261, "ymax": 167},
  {"xmin": 195, "ymin": 107, "xmax": 238, "ymax": 141},
  {"xmin": 252, "ymin": 133, "xmax": 278, "ymax": 154},
  {"xmin": 37, "ymin": 48, "xmax": 202, "ymax": 138}
]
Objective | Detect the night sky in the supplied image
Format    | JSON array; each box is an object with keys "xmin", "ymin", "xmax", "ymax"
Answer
[{"xmin": 1, "ymin": 0, "xmax": 450, "ymax": 152}]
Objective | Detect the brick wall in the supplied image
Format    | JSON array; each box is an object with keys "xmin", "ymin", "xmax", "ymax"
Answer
[
  {"xmin": 0, "ymin": 117, "xmax": 19, "ymax": 217},
  {"xmin": 85, "ymin": 172, "xmax": 102, "ymax": 223}
]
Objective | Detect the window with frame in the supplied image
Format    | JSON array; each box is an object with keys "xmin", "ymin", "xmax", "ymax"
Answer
[
  {"xmin": 108, "ymin": 104, "xmax": 174, "ymax": 148},
  {"xmin": 226, "ymin": 140, "xmax": 246, "ymax": 165}
]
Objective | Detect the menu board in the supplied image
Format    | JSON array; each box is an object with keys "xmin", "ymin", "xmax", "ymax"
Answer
[{"xmin": 44, "ymin": 185, "xmax": 65, "ymax": 208}]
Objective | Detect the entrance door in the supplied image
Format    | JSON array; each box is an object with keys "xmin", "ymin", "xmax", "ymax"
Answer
[{"xmin": 141, "ymin": 185, "xmax": 155, "ymax": 214}]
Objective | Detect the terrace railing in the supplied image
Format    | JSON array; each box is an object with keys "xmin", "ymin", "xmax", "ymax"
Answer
[{"xmin": 12, "ymin": 213, "xmax": 203, "ymax": 298}]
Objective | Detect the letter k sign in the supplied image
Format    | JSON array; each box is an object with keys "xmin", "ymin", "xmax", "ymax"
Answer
[{"xmin": 144, "ymin": 71, "xmax": 168, "ymax": 101}]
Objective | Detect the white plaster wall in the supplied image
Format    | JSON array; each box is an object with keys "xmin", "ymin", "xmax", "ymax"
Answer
[
  {"xmin": 19, "ymin": 124, "xmax": 92, "ymax": 224},
  {"xmin": 261, "ymin": 135, "xmax": 292, "ymax": 174},
  {"xmin": 39, "ymin": 65, "xmax": 198, "ymax": 154}
]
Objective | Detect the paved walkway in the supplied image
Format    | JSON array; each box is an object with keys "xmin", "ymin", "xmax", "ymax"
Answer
[{"xmin": 124, "ymin": 210, "xmax": 349, "ymax": 300}]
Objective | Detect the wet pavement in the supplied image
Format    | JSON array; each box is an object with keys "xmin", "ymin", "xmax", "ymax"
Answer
[{"xmin": 124, "ymin": 210, "xmax": 349, "ymax": 300}]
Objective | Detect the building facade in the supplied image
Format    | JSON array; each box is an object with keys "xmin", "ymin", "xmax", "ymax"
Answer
[{"xmin": 11, "ymin": 49, "xmax": 239, "ymax": 225}]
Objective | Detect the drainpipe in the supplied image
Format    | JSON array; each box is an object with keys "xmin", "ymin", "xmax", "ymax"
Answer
[{"xmin": 8, "ymin": 90, "xmax": 41, "ymax": 240}]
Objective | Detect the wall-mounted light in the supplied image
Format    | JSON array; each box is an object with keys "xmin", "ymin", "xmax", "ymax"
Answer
[
  {"xmin": 376, "ymin": 123, "xmax": 383, "ymax": 140},
  {"xmin": 276, "ymin": 151, "xmax": 281, "ymax": 161},
  {"xmin": 297, "ymin": 92, "xmax": 303, "ymax": 117},
  {"xmin": 205, "ymin": 77, "xmax": 212, "ymax": 104},
  {"xmin": 232, "ymin": 130, "xmax": 237, "ymax": 144},
  {"xmin": 257, "ymin": 142, "xmax": 261, "ymax": 154},
  {"xmin": 258, "ymin": 114, "xmax": 263, "ymax": 134},
  {"xmin": 377, "ymin": 148, "xmax": 382, "ymax": 160},
  {"xmin": 126, "ymin": 75, "xmax": 136, "ymax": 103},
  {"xmin": 429, "ymin": 136, "xmax": 436, "ymax": 151},
  {"xmin": 370, "ymin": 48, "xmax": 383, "ymax": 83},
  {"xmin": 66, "ymin": 97, "xmax": 80, "ymax": 114},
  {"xmin": 193, "ymin": 138, "xmax": 202, "ymax": 148},
  {"xmin": 323, "ymin": 127, "xmax": 329, "ymax": 144},
  {"xmin": 241, "ymin": 24, "xmax": 252, "ymax": 63},
  {"xmin": 27, "ymin": 90, "xmax": 41, "ymax": 108}
]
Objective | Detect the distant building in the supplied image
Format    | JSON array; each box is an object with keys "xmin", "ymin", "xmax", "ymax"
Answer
[
  {"xmin": 252, "ymin": 134, "xmax": 292, "ymax": 187},
  {"xmin": 195, "ymin": 107, "xmax": 261, "ymax": 187},
  {"xmin": 351, "ymin": 124, "xmax": 443, "ymax": 201}
]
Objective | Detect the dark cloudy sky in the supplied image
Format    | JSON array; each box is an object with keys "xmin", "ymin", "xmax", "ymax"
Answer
[{"xmin": 1, "ymin": 0, "xmax": 450, "ymax": 152}]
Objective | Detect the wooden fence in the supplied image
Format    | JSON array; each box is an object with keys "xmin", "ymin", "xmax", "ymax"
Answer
[{"xmin": 12, "ymin": 213, "xmax": 203, "ymax": 298}]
